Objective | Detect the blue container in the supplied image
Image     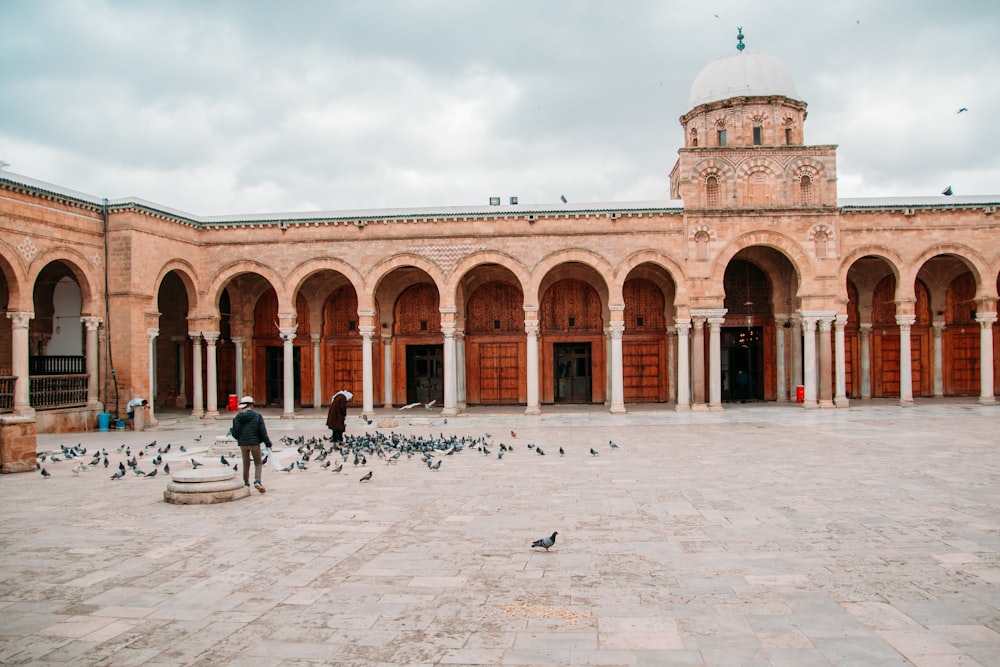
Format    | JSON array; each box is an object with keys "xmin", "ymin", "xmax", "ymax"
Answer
[{"xmin": 98, "ymin": 412, "xmax": 111, "ymax": 432}]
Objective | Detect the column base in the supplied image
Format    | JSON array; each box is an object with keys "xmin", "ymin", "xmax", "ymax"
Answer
[
  {"xmin": 280, "ymin": 412, "xmax": 296, "ymax": 419},
  {"xmin": 674, "ymin": 403, "xmax": 691, "ymax": 412},
  {"xmin": 978, "ymin": 396, "xmax": 997, "ymax": 405},
  {"xmin": 191, "ymin": 409, "xmax": 205, "ymax": 418},
  {"xmin": 524, "ymin": 406, "xmax": 541, "ymax": 416},
  {"xmin": 834, "ymin": 397, "xmax": 850, "ymax": 408},
  {"xmin": 691, "ymin": 403, "xmax": 710, "ymax": 412},
  {"xmin": 818, "ymin": 399, "xmax": 836, "ymax": 409},
  {"xmin": 802, "ymin": 400, "xmax": 819, "ymax": 409},
  {"xmin": 609, "ymin": 405, "xmax": 627, "ymax": 414},
  {"xmin": 441, "ymin": 407, "xmax": 460, "ymax": 417},
  {"xmin": 898, "ymin": 398, "xmax": 915, "ymax": 407},
  {"xmin": 708, "ymin": 403, "xmax": 724, "ymax": 412},
  {"xmin": 204, "ymin": 410, "xmax": 220, "ymax": 419}
]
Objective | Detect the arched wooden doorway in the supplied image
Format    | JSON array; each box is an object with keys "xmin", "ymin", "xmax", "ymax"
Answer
[
  {"xmin": 871, "ymin": 276, "xmax": 931, "ymax": 397},
  {"xmin": 393, "ymin": 283, "xmax": 442, "ymax": 405},
  {"xmin": 540, "ymin": 279, "xmax": 605, "ymax": 404},
  {"xmin": 622, "ymin": 277, "xmax": 669, "ymax": 402},
  {"xmin": 464, "ymin": 280, "xmax": 525, "ymax": 404}
]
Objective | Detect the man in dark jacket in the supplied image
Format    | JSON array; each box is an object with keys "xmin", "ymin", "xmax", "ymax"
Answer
[
  {"xmin": 326, "ymin": 390, "xmax": 352, "ymax": 444},
  {"xmin": 232, "ymin": 396, "xmax": 272, "ymax": 493}
]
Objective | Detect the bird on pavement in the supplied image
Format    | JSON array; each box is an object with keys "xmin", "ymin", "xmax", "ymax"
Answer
[
  {"xmin": 110, "ymin": 470, "xmax": 124, "ymax": 480},
  {"xmin": 40, "ymin": 467, "xmax": 52, "ymax": 478},
  {"xmin": 280, "ymin": 463, "xmax": 295, "ymax": 472},
  {"xmin": 590, "ymin": 448, "xmax": 598, "ymax": 456},
  {"xmin": 531, "ymin": 531, "xmax": 558, "ymax": 551},
  {"xmin": 332, "ymin": 462, "xmax": 343, "ymax": 473},
  {"xmin": 609, "ymin": 440, "xmax": 619, "ymax": 449},
  {"xmin": 146, "ymin": 468, "xmax": 158, "ymax": 478},
  {"xmin": 360, "ymin": 470, "xmax": 373, "ymax": 482},
  {"xmin": 220, "ymin": 455, "xmax": 229, "ymax": 465},
  {"xmin": 429, "ymin": 459, "xmax": 442, "ymax": 471},
  {"xmin": 163, "ymin": 463, "xmax": 170, "ymax": 474},
  {"xmin": 536, "ymin": 447, "xmax": 545, "ymax": 455},
  {"xmin": 190, "ymin": 458, "xmax": 203, "ymax": 469},
  {"xmin": 559, "ymin": 447, "xmax": 565, "ymax": 456}
]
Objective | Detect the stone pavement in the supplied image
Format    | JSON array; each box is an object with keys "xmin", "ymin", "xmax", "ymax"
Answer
[{"xmin": 1, "ymin": 401, "xmax": 1000, "ymax": 666}]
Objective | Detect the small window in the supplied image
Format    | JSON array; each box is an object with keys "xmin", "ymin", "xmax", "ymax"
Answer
[
  {"xmin": 717, "ymin": 129, "xmax": 727, "ymax": 147},
  {"xmin": 493, "ymin": 319, "xmax": 501, "ymax": 330},
  {"xmin": 800, "ymin": 174, "xmax": 814, "ymax": 205},
  {"xmin": 348, "ymin": 320, "xmax": 356, "ymax": 331},
  {"xmin": 752, "ymin": 126, "xmax": 763, "ymax": 145},
  {"xmin": 690, "ymin": 128, "xmax": 698, "ymax": 147},
  {"xmin": 706, "ymin": 175, "xmax": 719, "ymax": 207},
  {"xmin": 785, "ymin": 127, "xmax": 793, "ymax": 145},
  {"xmin": 420, "ymin": 320, "xmax": 427, "ymax": 331},
  {"xmin": 568, "ymin": 317, "xmax": 576, "ymax": 327},
  {"xmin": 636, "ymin": 316, "xmax": 644, "ymax": 327}
]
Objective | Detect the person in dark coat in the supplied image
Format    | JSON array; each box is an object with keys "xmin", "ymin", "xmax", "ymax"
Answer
[
  {"xmin": 326, "ymin": 390, "xmax": 352, "ymax": 444},
  {"xmin": 231, "ymin": 396, "xmax": 272, "ymax": 493}
]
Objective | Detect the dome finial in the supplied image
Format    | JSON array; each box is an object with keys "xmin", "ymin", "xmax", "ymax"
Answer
[{"xmin": 736, "ymin": 26, "xmax": 745, "ymax": 52}]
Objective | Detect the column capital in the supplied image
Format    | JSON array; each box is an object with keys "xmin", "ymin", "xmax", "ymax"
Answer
[
  {"xmin": 82, "ymin": 316, "xmax": 103, "ymax": 330},
  {"xmin": 381, "ymin": 333, "xmax": 393, "ymax": 344},
  {"xmin": 608, "ymin": 322, "xmax": 624, "ymax": 338},
  {"xmin": 231, "ymin": 335, "xmax": 244, "ymax": 345},
  {"xmin": 818, "ymin": 318, "xmax": 832, "ymax": 332},
  {"xmin": 975, "ymin": 312, "xmax": 998, "ymax": 327},
  {"xmin": 189, "ymin": 332, "xmax": 204, "ymax": 343},
  {"xmin": 359, "ymin": 325, "xmax": 376, "ymax": 340},
  {"xmin": 834, "ymin": 314, "xmax": 848, "ymax": 328},
  {"xmin": 706, "ymin": 316, "xmax": 725, "ymax": 330},
  {"xmin": 441, "ymin": 322, "xmax": 456, "ymax": 337},
  {"xmin": 524, "ymin": 320, "xmax": 540, "ymax": 336},
  {"xmin": 6, "ymin": 311, "xmax": 33, "ymax": 328},
  {"xmin": 673, "ymin": 318, "xmax": 691, "ymax": 333},
  {"xmin": 691, "ymin": 308, "xmax": 727, "ymax": 320},
  {"xmin": 895, "ymin": 314, "xmax": 916, "ymax": 328},
  {"xmin": 147, "ymin": 327, "xmax": 160, "ymax": 339},
  {"xmin": 310, "ymin": 333, "xmax": 321, "ymax": 343},
  {"xmin": 202, "ymin": 331, "xmax": 220, "ymax": 344},
  {"xmin": 278, "ymin": 327, "xmax": 296, "ymax": 342}
]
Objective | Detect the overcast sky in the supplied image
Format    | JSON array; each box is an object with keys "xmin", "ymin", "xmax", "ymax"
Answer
[{"xmin": 2, "ymin": 0, "xmax": 997, "ymax": 215}]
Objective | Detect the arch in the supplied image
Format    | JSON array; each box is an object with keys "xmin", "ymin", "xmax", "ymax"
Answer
[
  {"xmin": 285, "ymin": 257, "xmax": 367, "ymax": 307},
  {"xmin": 838, "ymin": 246, "xmax": 904, "ymax": 290},
  {"xmin": 27, "ymin": 247, "xmax": 100, "ymax": 316},
  {"xmin": 369, "ymin": 254, "xmax": 447, "ymax": 311},
  {"xmin": 688, "ymin": 156, "xmax": 737, "ymax": 184},
  {"xmin": 615, "ymin": 250, "xmax": 689, "ymax": 310},
  {"xmin": 0, "ymin": 244, "xmax": 26, "ymax": 310},
  {"xmin": 712, "ymin": 232, "xmax": 807, "ymax": 292},
  {"xmin": 528, "ymin": 248, "xmax": 614, "ymax": 308},
  {"xmin": 909, "ymin": 244, "xmax": 991, "ymax": 300},
  {"xmin": 446, "ymin": 250, "xmax": 530, "ymax": 309},
  {"xmin": 152, "ymin": 259, "xmax": 199, "ymax": 314},
  {"xmin": 203, "ymin": 260, "xmax": 284, "ymax": 319},
  {"xmin": 785, "ymin": 156, "xmax": 830, "ymax": 182}
]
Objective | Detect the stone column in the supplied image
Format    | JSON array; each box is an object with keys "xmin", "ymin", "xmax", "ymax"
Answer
[
  {"xmin": 442, "ymin": 321, "xmax": 458, "ymax": 416},
  {"xmin": 834, "ymin": 314, "xmax": 849, "ymax": 407},
  {"xmin": 203, "ymin": 332, "xmax": 219, "ymax": 418},
  {"xmin": 932, "ymin": 323, "xmax": 944, "ymax": 397},
  {"xmin": 791, "ymin": 317, "xmax": 803, "ymax": 392},
  {"xmin": 775, "ymin": 318, "xmax": 787, "ymax": 401},
  {"xmin": 896, "ymin": 314, "xmax": 915, "ymax": 406},
  {"xmin": 801, "ymin": 316, "xmax": 818, "ymax": 408},
  {"xmin": 859, "ymin": 326, "xmax": 872, "ymax": 399},
  {"xmin": 666, "ymin": 327, "xmax": 677, "ymax": 404},
  {"xmin": 691, "ymin": 317, "xmax": 706, "ymax": 410},
  {"xmin": 279, "ymin": 326, "xmax": 296, "ymax": 419},
  {"xmin": 524, "ymin": 319, "xmax": 540, "ymax": 415},
  {"xmin": 311, "ymin": 334, "xmax": 322, "ymax": 408},
  {"xmin": 8, "ymin": 312, "xmax": 34, "ymax": 417},
  {"xmin": 147, "ymin": 327, "xmax": 159, "ymax": 424},
  {"xmin": 976, "ymin": 312, "xmax": 997, "ymax": 405},
  {"xmin": 456, "ymin": 329, "xmax": 467, "ymax": 409},
  {"xmin": 707, "ymin": 315, "xmax": 725, "ymax": 410},
  {"xmin": 82, "ymin": 316, "xmax": 102, "ymax": 408},
  {"xmin": 818, "ymin": 317, "xmax": 834, "ymax": 408},
  {"xmin": 382, "ymin": 334, "xmax": 393, "ymax": 408},
  {"xmin": 360, "ymin": 325, "xmax": 375, "ymax": 417},
  {"xmin": 190, "ymin": 333, "xmax": 204, "ymax": 417},
  {"xmin": 674, "ymin": 319, "xmax": 691, "ymax": 411},
  {"xmin": 609, "ymin": 321, "xmax": 626, "ymax": 414},
  {"xmin": 231, "ymin": 336, "xmax": 244, "ymax": 399}
]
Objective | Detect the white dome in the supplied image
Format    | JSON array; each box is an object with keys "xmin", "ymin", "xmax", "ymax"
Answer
[{"xmin": 687, "ymin": 50, "xmax": 801, "ymax": 109}]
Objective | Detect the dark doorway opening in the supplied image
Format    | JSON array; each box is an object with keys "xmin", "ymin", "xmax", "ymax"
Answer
[
  {"xmin": 265, "ymin": 346, "xmax": 301, "ymax": 406},
  {"xmin": 406, "ymin": 344, "xmax": 443, "ymax": 405},
  {"xmin": 553, "ymin": 343, "xmax": 592, "ymax": 403},
  {"xmin": 723, "ymin": 327, "xmax": 763, "ymax": 402}
]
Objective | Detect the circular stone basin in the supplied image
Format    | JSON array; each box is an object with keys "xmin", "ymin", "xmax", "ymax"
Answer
[{"xmin": 170, "ymin": 468, "xmax": 237, "ymax": 484}]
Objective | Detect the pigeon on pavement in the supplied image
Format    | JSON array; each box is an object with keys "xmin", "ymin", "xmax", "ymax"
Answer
[
  {"xmin": 360, "ymin": 470, "xmax": 373, "ymax": 482},
  {"xmin": 531, "ymin": 531, "xmax": 558, "ymax": 551}
]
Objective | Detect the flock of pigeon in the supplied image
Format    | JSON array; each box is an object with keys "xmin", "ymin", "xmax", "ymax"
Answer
[{"xmin": 36, "ymin": 426, "xmax": 623, "ymax": 552}]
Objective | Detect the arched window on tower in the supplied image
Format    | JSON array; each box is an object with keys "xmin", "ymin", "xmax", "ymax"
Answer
[
  {"xmin": 800, "ymin": 174, "xmax": 814, "ymax": 206},
  {"xmin": 785, "ymin": 127, "xmax": 793, "ymax": 145},
  {"xmin": 752, "ymin": 124, "xmax": 763, "ymax": 145},
  {"xmin": 706, "ymin": 175, "xmax": 719, "ymax": 207},
  {"xmin": 690, "ymin": 128, "xmax": 698, "ymax": 147}
]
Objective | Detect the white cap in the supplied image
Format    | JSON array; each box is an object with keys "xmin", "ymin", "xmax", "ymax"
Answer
[{"xmin": 238, "ymin": 396, "xmax": 254, "ymax": 407}]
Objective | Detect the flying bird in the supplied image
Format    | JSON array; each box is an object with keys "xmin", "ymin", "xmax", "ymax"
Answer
[
  {"xmin": 531, "ymin": 531, "xmax": 558, "ymax": 551},
  {"xmin": 942, "ymin": 185, "xmax": 953, "ymax": 196},
  {"xmin": 400, "ymin": 402, "xmax": 421, "ymax": 410},
  {"xmin": 956, "ymin": 107, "xmax": 968, "ymax": 114},
  {"xmin": 360, "ymin": 470, "xmax": 373, "ymax": 482}
]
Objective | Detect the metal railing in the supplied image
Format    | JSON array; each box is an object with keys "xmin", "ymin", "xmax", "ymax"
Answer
[
  {"xmin": 30, "ymin": 355, "xmax": 85, "ymax": 375},
  {"xmin": 0, "ymin": 376, "xmax": 14, "ymax": 413},
  {"xmin": 29, "ymin": 374, "xmax": 88, "ymax": 410}
]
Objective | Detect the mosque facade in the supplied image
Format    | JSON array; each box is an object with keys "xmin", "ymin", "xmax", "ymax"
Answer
[{"xmin": 1, "ymin": 42, "xmax": 998, "ymax": 470}]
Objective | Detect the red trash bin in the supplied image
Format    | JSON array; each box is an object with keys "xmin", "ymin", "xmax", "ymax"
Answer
[
  {"xmin": 795, "ymin": 385, "xmax": 805, "ymax": 403},
  {"xmin": 227, "ymin": 394, "xmax": 238, "ymax": 411}
]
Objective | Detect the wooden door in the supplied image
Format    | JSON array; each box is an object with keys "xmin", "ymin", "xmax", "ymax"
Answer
[
  {"xmin": 477, "ymin": 342, "xmax": 521, "ymax": 404},
  {"xmin": 623, "ymin": 339, "xmax": 665, "ymax": 402}
]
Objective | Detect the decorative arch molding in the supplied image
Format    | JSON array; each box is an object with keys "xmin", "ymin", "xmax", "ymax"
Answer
[
  {"xmin": 688, "ymin": 156, "xmax": 737, "ymax": 183},
  {"xmin": 711, "ymin": 231, "xmax": 808, "ymax": 290},
  {"xmin": 28, "ymin": 247, "xmax": 100, "ymax": 316},
  {"xmin": 615, "ymin": 249, "xmax": 688, "ymax": 310},
  {"xmin": 285, "ymin": 258, "xmax": 367, "ymax": 306},
  {"xmin": 838, "ymin": 246, "xmax": 904, "ymax": 288},
  {"xmin": 0, "ymin": 242, "xmax": 28, "ymax": 310},
  {"xmin": 153, "ymin": 259, "xmax": 200, "ymax": 314},
  {"xmin": 734, "ymin": 156, "xmax": 781, "ymax": 181},
  {"xmin": 201, "ymin": 260, "xmax": 284, "ymax": 320},
  {"xmin": 806, "ymin": 223, "xmax": 835, "ymax": 244},
  {"xmin": 786, "ymin": 156, "xmax": 829, "ymax": 182},
  {"xmin": 911, "ymin": 244, "xmax": 992, "ymax": 299},
  {"xmin": 528, "ymin": 248, "xmax": 614, "ymax": 308},
  {"xmin": 687, "ymin": 224, "xmax": 717, "ymax": 243},
  {"xmin": 446, "ymin": 250, "xmax": 531, "ymax": 308}
]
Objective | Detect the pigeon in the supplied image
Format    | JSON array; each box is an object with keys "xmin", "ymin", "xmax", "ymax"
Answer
[
  {"xmin": 194, "ymin": 435, "xmax": 202, "ymax": 442},
  {"xmin": 40, "ymin": 467, "xmax": 52, "ymax": 478},
  {"xmin": 400, "ymin": 402, "xmax": 421, "ymax": 410},
  {"xmin": 220, "ymin": 455, "xmax": 229, "ymax": 465},
  {"xmin": 536, "ymin": 447, "xmax": 545, "ymax": 456},
  {"xmin": 190, "ymin": 458, "xmax": 203, "ymax": 469},
  {"xmin": 510, "ymin": 430, "xmax": 517, "ymax": 438},
  {"xmin": 531, "ymin": 531, "xmax": 558, "ymax": 551},
  {"xmin": 146, "ymin": 468, "xmax": 158, "ymax": 478},
  {"xmin": 429, "ymin": 459, "xmax": 442, "ymax": 471},
  {"xmin": 110, "ymin": 470, "xmax": 124, "ymax": 480},
  {"xmin": 424, "ymin": 399, "xmax": 436, "ymax": 410},
  {"xmin": 280, "ymin": 463, "xmax": 295, "ymax": 472},
  {"xmin": 609, "ymin": 440, "xmax": 619, "ymax": 449},
  {"xmin": 590, "ymin": 448, "xmax": 599, "ymax": 456},
  {"xmin": 360, "ymin": 470, "xmax": 373, "ymax": 482},
  {"xmin": 942, "ymin": 185, "xmax": 953, "ymax": 196},
  {"xmin": 332, "ymin": 463, "xmax": 343, "ymax": 473},
  {"xmin": 559, "ymin": 447, "xmax": 565, "ymax": 456},
  {"xmin": 163, "ymin": 463, "xmax": 170, "ymax": 474},
  {"xmin": 103, "ymin": 457, "xmax": 109, "ymax": 468},
  {"xmin": 957, "ymin": 107, "xmax": 968, "ymax": 114}
]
